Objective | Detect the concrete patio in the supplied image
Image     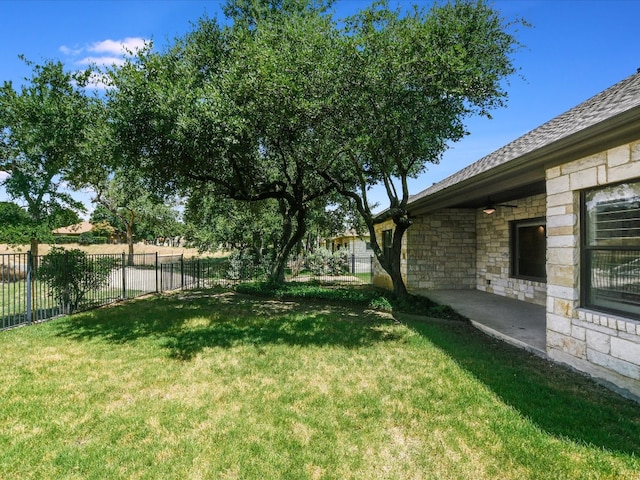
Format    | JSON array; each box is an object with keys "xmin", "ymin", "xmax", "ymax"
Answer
[{"xmin": 412, "ymin": 289, "xmax": 547, "ymax": 357}]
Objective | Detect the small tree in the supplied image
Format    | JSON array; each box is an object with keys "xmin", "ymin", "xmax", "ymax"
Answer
[{"xmin": 38, "ymin": 247, "xmax": 119, "ymax": 314}]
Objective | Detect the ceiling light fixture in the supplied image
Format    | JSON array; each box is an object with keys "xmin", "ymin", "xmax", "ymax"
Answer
[
  {"xmin": 482, "ymin": 197, "xmax": 517, "ymax": 215},
  {"xmin": 483, "ymin": 205, "xmax": 496, "ymax": 215}
]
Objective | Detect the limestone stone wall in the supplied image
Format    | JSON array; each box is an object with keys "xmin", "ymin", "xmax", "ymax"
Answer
[
  {"xmin": 405, "ymin": 209, "xmax": 476, "ymax": 290},
  {"xmin": 546, "ymin": 140, "xmax": 640, "ymax": 399},
  {"xmin": 373, "ymin": 210, "xmax": 476, "ymax": 291},
  {"xmin": 475, "ymin": 194, "xmax": 547, "ymax": 305}
]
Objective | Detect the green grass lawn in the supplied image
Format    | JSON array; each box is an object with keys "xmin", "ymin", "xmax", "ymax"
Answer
[{"xmin": 1, "ymin": 289, "xmax": 639, "ymax": 479}]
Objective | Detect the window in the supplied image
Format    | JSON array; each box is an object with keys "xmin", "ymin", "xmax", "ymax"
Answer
[
  {"xmin": 582, "ymin": 181, "xmax": 640, "ymax": 318},
  {"xmin": 511, "ymin": 218, "xmax": 546, "ymax": 281}
]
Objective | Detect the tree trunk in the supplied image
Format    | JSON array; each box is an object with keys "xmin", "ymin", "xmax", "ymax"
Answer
[
  {"xmin": 344, "ymin": 191, "xmax": 412, "ymax": 299},
  {"xmin": 126, "ymin": 223, "xmax": 134, "ymax": 266},
  {"xmin": 30, "ymin": 238, "xmax": 39, "ymax": 259},
  {"xmin": 387, "ymin": 241, "xmax": 408, "ymax": 298},
  {"xmin": 389, "ymin": 216, "xmax": 410, "ymax": 298},
  {"xmin": 268, "ymin": 205, "xmax": 307, "ymax": 285}
]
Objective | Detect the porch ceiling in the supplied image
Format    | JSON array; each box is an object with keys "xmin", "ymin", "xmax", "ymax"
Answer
[{"xmin": 444, "ymin": 180, "xmax": 546, "ymax": 210}]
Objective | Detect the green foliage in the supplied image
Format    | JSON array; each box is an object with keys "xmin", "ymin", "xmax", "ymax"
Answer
[
  {"xmin": 38, "ymin": 247, "xmax": 119, "ymax": 314},
  {"xmin": 107, "ymin": 4, "xmax": 341, "ymax": 283},
  {"xmin": 52, "ymin": 234, "xmax": 108, "ymax": 245},
  {"xmin": 89, "ymin": 221, "xmax": 115, "ymax": 239},
  {"xmin": 90, "ymin": 205, "xmax": 124, "ymax": 233},
  {"xmin": 225, "ymin": 250, "xmax": 256, "ymax": 281},
  {"xmin": 52, "ymin": 235, "xmax": 80, "ymax": 245},
  {"xmin": 77, "ymin": 233, "xmax": 108, "ymax": 245},
  {"xmin": 368, "ymin": 295, "xmax": 393, "ymax": 312},
  {"xmin": 319, "ymin": 0, "xmax": 525, "ymax": 296},
  {"xmin": 0, "ymin": 59, "xmax": 93, "ymax": 254},
  {"xmin": 234, "ymin": 281, "xmax": 465, "ymax": 319},
  {"xmin": 104, "ymin": 0, "xmax": 523, "ymax": 290},
  {"xmin": 305, "ymin": 247, "xmax": 348, "ymax": 275},
  {"xmin": 0, "ymin": 201, "xmax": 30, "ymax": 226},
  {"xmin": 185, "ymin": 194, "xmax": 281, "ymax": 254},
  {"xmin": 0, "ymin": 201, "xmax": 54, "ymax": 246},
  {"xmin": 45, "ymin": 205, "xmax": 83, "ymax": 230}
]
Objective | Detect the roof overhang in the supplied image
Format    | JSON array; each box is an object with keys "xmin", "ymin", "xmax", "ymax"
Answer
[{"xmin": 408, "ymin": 105, "xmax": 640, "ymax": 216}]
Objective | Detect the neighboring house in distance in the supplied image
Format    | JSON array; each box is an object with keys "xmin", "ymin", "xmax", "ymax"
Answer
[
  {"xmin": 52, "ymin": 221, "xmax": 119, "ymax": 243},
  {"xmin": 327, "ymin": 230, "xmax": 372, "ymax": 256},
  {"xmin": 374, "ymin": 70, "xmax": 640, "ymax": 400},
  {"xmin": 51, "ymin": 221, "xmax": 94, "ymax": 238}
]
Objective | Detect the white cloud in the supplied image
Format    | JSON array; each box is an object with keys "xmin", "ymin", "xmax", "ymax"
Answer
[
  {"xmin": 59, "ymin": 36, "xmax": 149, "ymax": 90},
  {"xmin": 59, "ymin": 45, "xmax": 83, "ymax": 56},
  {"xmin": 88, "ymin": 37, "xmax": 147, "ymax": 56},
  {"xmin": 0, "ymin": 171, "xmax": 9, "ymax": 181}
]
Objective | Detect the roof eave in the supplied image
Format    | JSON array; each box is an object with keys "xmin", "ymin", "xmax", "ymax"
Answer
[{"xmin": 408, "ymin": 105, "xmax": 640, "ymax": 216}]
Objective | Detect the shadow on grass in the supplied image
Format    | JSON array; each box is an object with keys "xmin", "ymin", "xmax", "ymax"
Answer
[
  {"xmin": 53, "ymin": 290, "xmax": 400, "ymax": 361},
  {"xmin": 403, "ymin": 315, "xmax": 640, "ymax": 458}
]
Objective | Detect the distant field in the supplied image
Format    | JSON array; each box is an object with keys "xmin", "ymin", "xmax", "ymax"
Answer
[{"xmin": 0, "ymin": 243, "xmax": 224, "ymax": 258}]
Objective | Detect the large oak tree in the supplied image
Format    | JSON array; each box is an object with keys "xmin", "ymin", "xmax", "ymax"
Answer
[
  {"xmin": 105, "ymin": 0, "xmax": 522, "ymax": 291},
  {"xmin": 107, "ymin": 2, "xmax": 340, "ymax": 283}
]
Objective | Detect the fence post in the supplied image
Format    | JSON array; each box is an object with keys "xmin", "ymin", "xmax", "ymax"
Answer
[
  {"xmin": 121, "ymin": 252, "xmax": 126, "ymax": 300},
  {"xmin": 196, "ymin": 258, "xmax": 201, "ymax": 289},
  {"xmin": 26, "ymin": 251, "xmax": 32, "ymax": 325},
  {"xmin": 370, "ymin": 255, "xmax": 374, "ymax": 284},
  {"xmin": 180, "ymin": 254, "xmax": 184, "ymax": 290},
  {"xmin": 63, "ymin": 250, "xmax": 70, "ymax": 315},
  {"xmin": 155, "ymin": 252, "xmax": 159, "ymax": 293},
  {"xmin": 351, "ymin": 254, "xmax": 356, "ymax": 274}
]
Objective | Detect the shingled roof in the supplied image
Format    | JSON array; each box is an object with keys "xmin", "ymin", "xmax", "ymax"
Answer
[
  {"xmin": 409, "ymin": 70, "xmax": 640, "ymax": 207},
  {"xmin": 52, "ymin": 221, "xmax": 93, "ymax": 235}
]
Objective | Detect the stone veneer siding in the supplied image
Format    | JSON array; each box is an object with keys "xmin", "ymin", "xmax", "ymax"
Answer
[
  {"xmin": 546, "ymin": 140, "xmax": 640, "ymax": 399},
  {"xmin": 405, "ymin": 210, "xmax": 476, "ymax": 290},
  {"xmin": 373, "ymin": 211, "xmax": 477, "ymax": 291},
  {"xmin": 476, "ymin": 193, "xmax": 547, "ymax": 306}
]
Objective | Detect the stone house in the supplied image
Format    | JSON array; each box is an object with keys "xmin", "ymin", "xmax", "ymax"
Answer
[{"xmin": 374, "ymin": 71, "xmax": 640, "ymax": 399}]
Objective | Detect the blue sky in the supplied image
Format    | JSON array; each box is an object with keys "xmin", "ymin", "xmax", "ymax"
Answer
[{"xmin": 1, "ymin": 0, "xmax": 639, "ymax": 215}]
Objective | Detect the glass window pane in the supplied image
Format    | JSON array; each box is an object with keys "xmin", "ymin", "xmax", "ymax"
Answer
[
  {"xmin": 588, "ymin": 250, "xmax": 640, "ymax": 317},
  {"xmin": 511, "ymin": 219, "xmax": 546, "ymax": 281},
  {"xmin": 517, "ymin": 225, "xmax": 546, "ymax": 279},
  {"xmin": 585, "ymin": 183, "xmax": 640, "ymax": 247}
]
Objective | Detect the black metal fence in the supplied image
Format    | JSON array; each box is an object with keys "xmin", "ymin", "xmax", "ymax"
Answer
[{"xmin": 1, "ymin": 252, "xmax": 373, "ymax": 331}]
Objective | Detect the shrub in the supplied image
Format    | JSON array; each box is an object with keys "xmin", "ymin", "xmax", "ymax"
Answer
[
  {"xmin": 53, "ymin": 234, "xmax": 108, "ymax": 245},
  {"xmin": 226, "ymin": 249, "xmax": 257, "ymax": 281},
  {"xmin": 78, "ymin": 232, "xmax": 105, "ymax": 245},
  {"xmin": 90, "ymin": 221, "xmax": 115, "ymax": 238},
  {"xmin": 305, "ymin": 248, "xmax": 348, "ymax": 276},
  {"xmin": 53, "ymin": 235, "xmax": 79, "ymax": 244},
  {"xmin": 38, "ymin": 247, "xmax": 119, "ymax": 314}
]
